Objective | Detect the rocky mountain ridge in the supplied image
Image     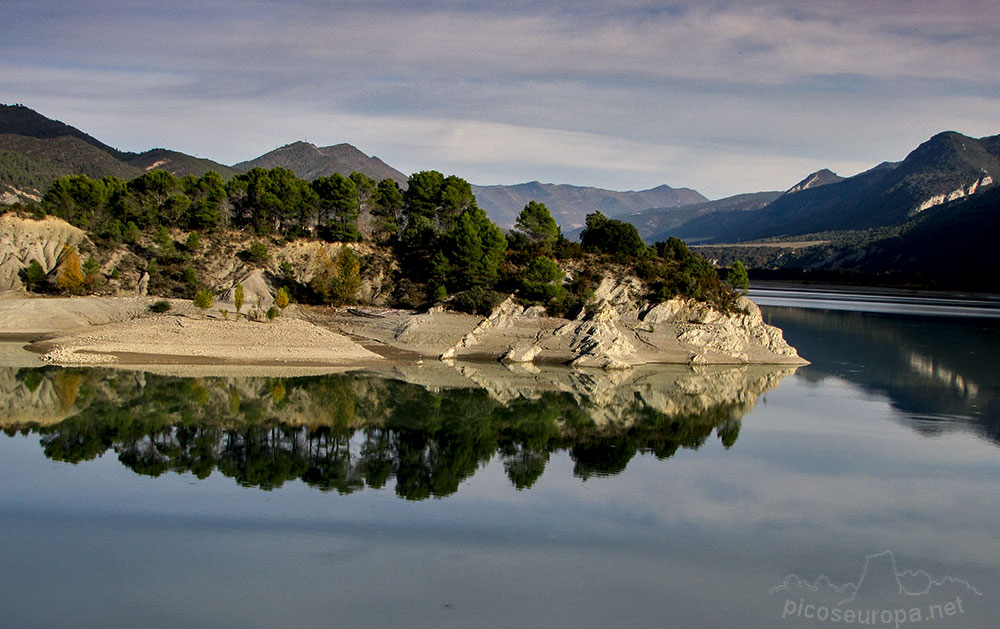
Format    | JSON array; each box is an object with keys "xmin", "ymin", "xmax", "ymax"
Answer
[
  {"xmin": 0, "ymin": 105, "xmax": 408, "ymax": 202},
  {"xmin": 647, "ymin": 131, "xmax": 1000, "ymax": 244}
]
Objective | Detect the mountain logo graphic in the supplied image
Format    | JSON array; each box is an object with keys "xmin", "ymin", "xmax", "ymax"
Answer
[{"xmin": 770, "ymin": 551, "xmax": 983, "ymax": 626}]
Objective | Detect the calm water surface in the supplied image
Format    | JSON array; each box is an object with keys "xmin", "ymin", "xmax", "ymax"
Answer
[{"xmin": 1, "ymin": 289, "xmax": 998, "ymax": 628}]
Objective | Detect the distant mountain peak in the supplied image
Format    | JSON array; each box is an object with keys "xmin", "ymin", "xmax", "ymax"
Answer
[
  {"xmin": 234, "ymin": 141, "xmax": 407, "ymax": 184},
  {"xmin": 0, "ymin": 103, "xmax": 132, "ymax": 161},
  {"xmin": 785, "ymin": 168, "xmax": 844, "ymax": 195}
]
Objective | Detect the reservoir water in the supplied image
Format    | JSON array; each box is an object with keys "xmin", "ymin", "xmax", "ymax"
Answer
[{"xmin": 1, "ymin": 288, "xmax": 998, "ymax": 627}]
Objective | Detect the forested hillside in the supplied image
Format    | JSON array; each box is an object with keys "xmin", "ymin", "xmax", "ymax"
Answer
[{"xmin": 2, "ymin": 166, "xmax": 741, "ymax": 317}]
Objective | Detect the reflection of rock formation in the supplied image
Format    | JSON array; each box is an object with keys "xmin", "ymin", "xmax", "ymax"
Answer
[
  {"xmin": 906, "ymin": 351, "xmax": 979, "ymax": 402},
  {"xmin": 0, "ymin": 363, "xmax": 795, "ymax": 497},
  {"xmin": 0, "ymin": 367, "xmax": 84, "ymax": 427}
]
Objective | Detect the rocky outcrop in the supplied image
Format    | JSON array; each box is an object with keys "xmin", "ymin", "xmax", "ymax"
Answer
[
  {"xmin": 357, "ymin": 277, "xmax": 806, "ymax": 369},
  {"xmin": 912, "ymin": 174, "xmax": 994, "ymax": 215},
  {"xmin": 562, "ymin": 301, "xmax": 637, "ymax": 369},
  {"xmin": 670, "ymin": 297, "xmax": 801, "ymax": 364},
  {"xmin": 218, "ymin": 268, "xmax": 275, "ymax": 310}
]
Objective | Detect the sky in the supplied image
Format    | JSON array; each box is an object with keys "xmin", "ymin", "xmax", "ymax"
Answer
[{"xmin": 1, "ymin": 0, "xmax": 998, "ymax": 199}]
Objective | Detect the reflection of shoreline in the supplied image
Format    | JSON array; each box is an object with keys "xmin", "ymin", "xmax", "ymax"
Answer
[
  {"xmin": 0, "ymin": 363, "xmax": 795, "ymax": 497},
  {"xmin": 763, "ymin": 305, "xmax": 1000, "ymax": 443}
]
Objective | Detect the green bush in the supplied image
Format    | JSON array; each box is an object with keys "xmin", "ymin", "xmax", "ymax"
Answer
[
  {"xmin": 21, "ymin": 259, "xmax": 47, "ymax": 292},
  {"xmin": 193, "ymin": 289, "xmax": 213, "ymax": 310},
  {"xmin": 149, "ymin": 300, "xmax": 171, "ymax": 313},
  {"xmin": 520, "ymin": 257, "xmax": 566, "ymax": 304},
  {"xmin": 247, "ymin": 241, "xmax": 270, "ymax": 265},
  {"xmin": 182, "ymin": 267, "xmax": 198, "ymax": 292},
  {"xmin": 450, "ymin": 286, "xmax": 505, "ymax": 316},
  {"xmin": 123, "ymin": 221, "xmax": 141, "ymax": 245}
]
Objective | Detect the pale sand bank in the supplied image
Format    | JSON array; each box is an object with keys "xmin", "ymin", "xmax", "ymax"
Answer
[
  {"xmin": 1, "ymin": 290, "xmax": 806, "ymax": 370},
  {"xmin": 32, "ymin": 315, "xmax": 383, "ymax": 366}
]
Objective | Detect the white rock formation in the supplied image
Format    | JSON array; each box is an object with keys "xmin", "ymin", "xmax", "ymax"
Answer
[
  {"xmin": 0, "ymin": 215, "xmax": 88, "ymax": 290},
  {"xmin": 912, "ymin": 174, "xmax": 994, "ymax": 215}
]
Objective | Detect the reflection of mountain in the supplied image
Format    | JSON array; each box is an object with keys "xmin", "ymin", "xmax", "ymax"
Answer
[
  {"xmin": 763, "ymin": 306, "xmax": 1000, "ymax": 443},
  {"xmin": 0, "ymin": 364, "xmax": 793, "ymax": 498}
]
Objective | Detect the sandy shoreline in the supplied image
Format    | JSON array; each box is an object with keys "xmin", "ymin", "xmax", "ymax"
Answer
[{"xmin": 0, "ymin": 290, "xmax": 807, "ymax": 371}]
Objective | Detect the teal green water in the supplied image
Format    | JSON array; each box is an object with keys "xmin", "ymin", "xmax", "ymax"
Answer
[{"xmin": 1, "ymin": 291, "xmax": 998, "ymax": 627}]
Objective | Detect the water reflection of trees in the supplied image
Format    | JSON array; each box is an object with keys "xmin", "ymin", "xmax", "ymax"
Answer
[{"xmin": 1, "ymin": 366, "xmax": 786, "ymax": 499}]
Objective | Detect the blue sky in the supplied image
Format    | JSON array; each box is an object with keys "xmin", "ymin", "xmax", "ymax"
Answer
[{"xmin": 1, "ymin": 0, "xmax": 997, "ymax": 198}]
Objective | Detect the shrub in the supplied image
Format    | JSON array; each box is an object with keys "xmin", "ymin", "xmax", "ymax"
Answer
[
  {"xmin": 149, "ymin": 300, "xmax": 171, "ymax": 313},
  {"xmin": 274, "ymin": 287, "xmax": 289, "ymax": 310},
  {"xmin": 451, "ymin": 286, "xmax": 505, "ymax": 316},
  {"xmin": 153, "ymin": 225, "xmax": 172, "ymax": 247},
  {"xmin": 182, "ymin": 267, "xmax": 198, "ymax": 292},
  {"xmin": 247, "ymin": 242, "xmax": 270, "ymax": 265},
  {"xmin": 520, "ymin": 257, "xmax": 566, "ymax": 304},
  {"xmin": 21, "ymin": 259, "xmax": 47, "ymax": 292},
  {"xmin": 727, "ymin": 260, "xmax": 749, "ymax": 294},
  {"xmin": 82, "ymin": 256, "xmax": 102, "ymax": 290},
  {"xmin": 309, "ymin": 246, "xmax": 361, "ymax": 305},
  {"xmin": 234, "ymin": 282, "xmax": 244, "ymax": 316},
  {"xmin": 266, "ymin": 306, "xmax": 280, "ymax": 321},
  {"xmin": 123, "ymin": 221, "xmax": 141, "ymax": 245},
  {"xmin": 193, "ymin": 289, "xmax": 213, "ymax": 311}
]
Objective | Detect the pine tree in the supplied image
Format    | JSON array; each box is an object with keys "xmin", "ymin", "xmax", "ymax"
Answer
[{"xmin": 728, "ymin": 260, "xmax": 749, "ymax": 295}]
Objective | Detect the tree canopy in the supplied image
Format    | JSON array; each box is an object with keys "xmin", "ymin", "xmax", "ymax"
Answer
[
  {"xmin": 514, "ymin": 201, "xmax": 559, "ymax": 253},
  {"xmin": 580, "ymin": 211, "xmax": 648, "ymax": 257}
]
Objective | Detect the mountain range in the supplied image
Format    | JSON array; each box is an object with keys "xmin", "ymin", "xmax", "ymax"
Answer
[
  {"xmin": 1, "ymin": 103, "xmax": 998, "ymax": 286},
  {"xmin": 626, "ymin": 131, "xmax": 999, "ymax": 245},
  {"xmin": 472, "ymin": 181, "xmax": 705, "ymax": 230},
  {"xmin": 0, "ymin": 104, "xmax": 406, "ymax": 201},
  {"xmin": 1, "ymin": 104, "xmax": 700, "ymax": 231}
]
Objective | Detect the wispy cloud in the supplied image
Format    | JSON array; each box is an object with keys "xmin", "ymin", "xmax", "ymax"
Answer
[{"xmin": 1, "ymin": 0, "xmax": 997, "ymax": 197}]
